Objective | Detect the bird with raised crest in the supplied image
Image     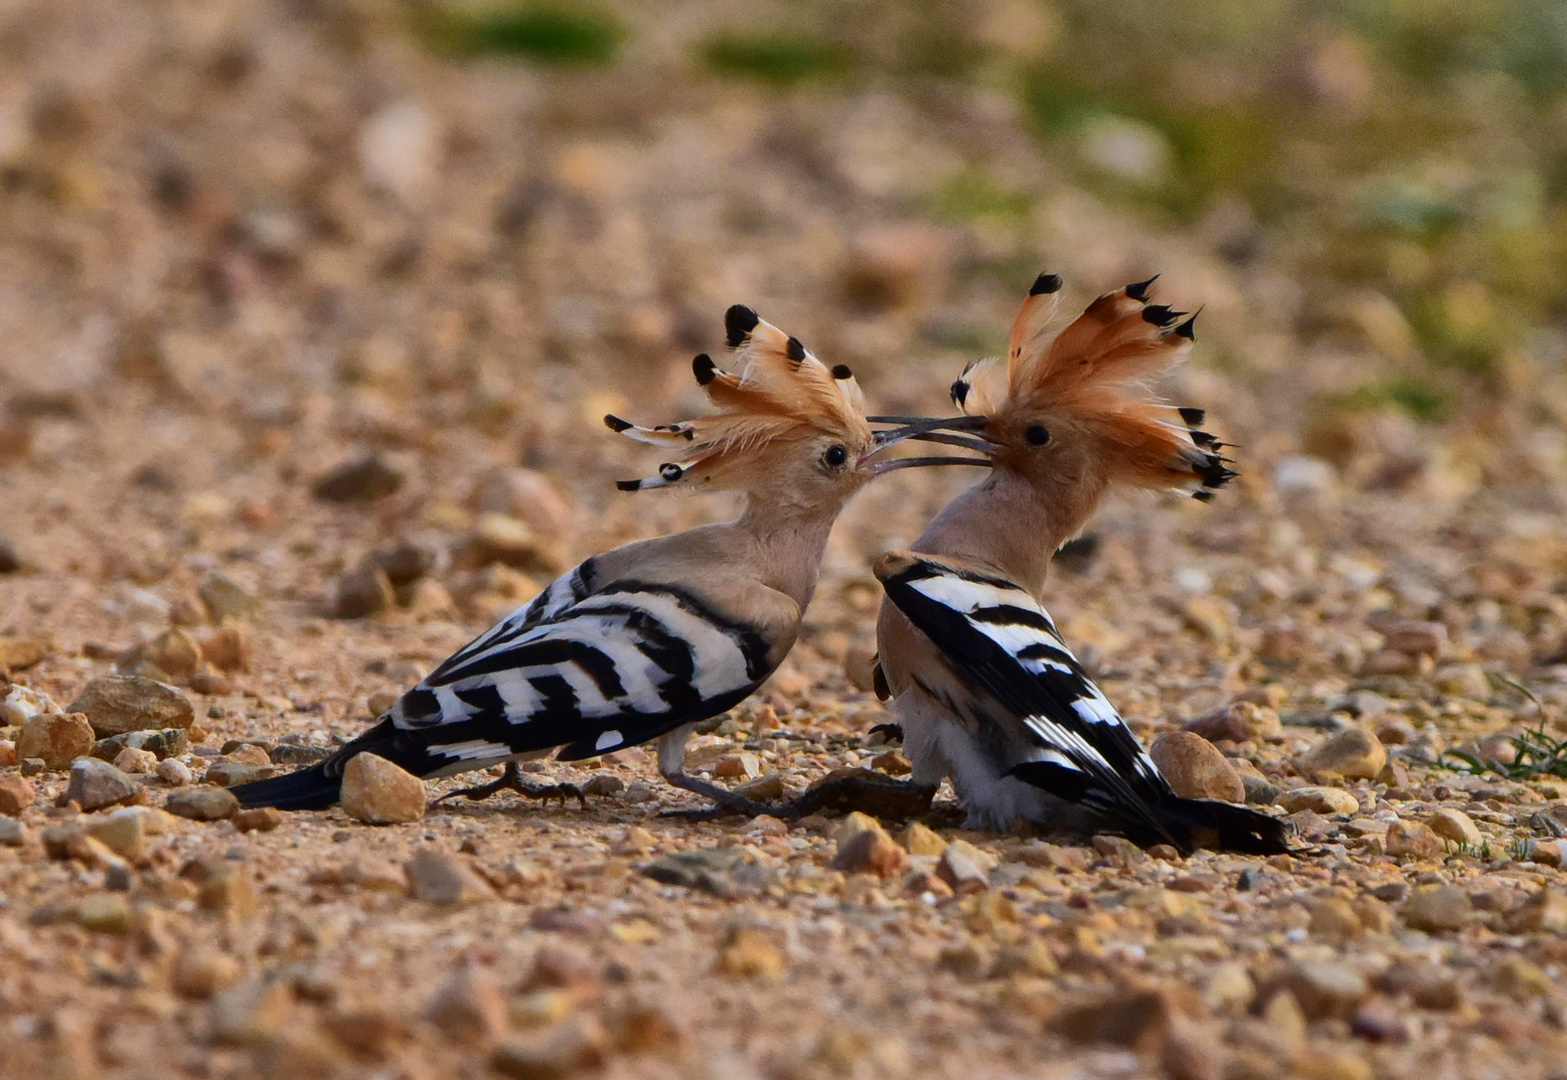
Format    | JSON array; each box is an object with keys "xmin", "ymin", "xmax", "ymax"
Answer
[
  {"xmin": 840, "ymin": 273, "xmax": 1289, "ymax": 854},
  {"xmin": 230, "ymin": 304, "xmax": 982, "ymax": 817}
]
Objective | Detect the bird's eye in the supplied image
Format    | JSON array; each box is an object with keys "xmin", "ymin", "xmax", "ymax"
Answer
[
  {"xmin": 823, "ymin": 445, "xmax": 848, "ymax": 469},
  {"xmin": 1025, "ymin": 424, "xmax": 1051, "ymax": 446}
]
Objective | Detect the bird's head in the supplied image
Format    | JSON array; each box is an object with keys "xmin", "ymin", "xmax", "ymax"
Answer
[
  {"xmin": 608, "ymin": 305, "xmax": 981, "ymax": 514},
  {"xmin": 882, "ymin": 274, "xmax": 1234, "ymax": 518}
]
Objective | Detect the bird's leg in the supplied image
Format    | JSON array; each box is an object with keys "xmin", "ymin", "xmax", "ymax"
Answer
[
  {"xmin": 435, "ymin": 762, "xmax": 588, "ymax": 809},
  {"xmin": 775, "ymin": 769, "xmax": 937, "ymax": 821},
  {"xmin": 653, "ymin": 725, "xmax": 780, "ymax": 819},
  {"xmin": 658, "ymin": 771, "xmax": 777, "ymax": 821}
]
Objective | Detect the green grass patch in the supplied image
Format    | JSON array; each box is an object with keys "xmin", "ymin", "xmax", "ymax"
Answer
[
  {"xmin": 1441, "ymin": 724, "xmax": 1567, "ymax": 781},
  {"xmin": 1020, "ymin": 67, "xmax": 1283, "ymax": 216},
  {"xmin": 419, "ymin": 5, "xmax": 622, "ymax": 64},
  {"xmin": 927, "ymin": 171, "xmax": 1034, "ymax": 222},
  {"xmin": 1340, "ymin": 376, "xmax": 1451, "ymax": 421},
  {"xmin": 702, "ymin": 32, "xmax": 853, "ymax": 83}
]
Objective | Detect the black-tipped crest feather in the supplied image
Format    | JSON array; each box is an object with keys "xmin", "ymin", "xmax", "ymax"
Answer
[{"xmin": 724, "ymin": 304, "xmax": 759, "ymax": 348}]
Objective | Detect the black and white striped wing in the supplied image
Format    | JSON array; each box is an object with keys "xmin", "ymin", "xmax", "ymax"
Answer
[
  {"xmin": 876, "ymin": 553, "xmax": 1179, "ymax": 831},
  {"xmin": 379, "ymin": 564, "xmax": 772, "ymax": 775}
]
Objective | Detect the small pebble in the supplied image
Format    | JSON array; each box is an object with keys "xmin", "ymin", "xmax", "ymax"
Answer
[
  {"xmin": 331, "ymin": 565, "xmax": 396, "ymax": 619},
  {"xmin": 313, "ymin": 453, "xmax": 405, "ymax": 503},
  {"xmin": 233, "ymin": 806, "xmax": 282, "ymax": 833},
  {"xmin": 165, "ymin": 785, "xmax": 239, "ymax": 821},
  {"xmin": 64, "ymin": 757, "xmax": 140, "ymax": 811},
  {"xmin": 716, "ymin": 927, "xmax": 784, "ymax": 979},
  {"xmin": 1278, "ymin": 787, "xmax": 1359, "ymax": 815},
  {"xmin": 113, "ymin": 745, "xmax": 158, "ymax": 773},
  {"xmin": 422, "ymin": 966, "xmax": 508, "ymax": 1047},
  {"xmin": 16, "ymin": 711, "xmax": 95, "ymax": 769},
  {"xmin": 204, "ymin": 760, "xmax": 275, "ymax": 787},
  {"xmin": 1150, "ymin": 731, "xmax": 1244, "ymax": 801},
  {"xmin": 1427, "ymin": 808, "xmax": 1482, "ymax": 847},
  {"xmin": 937, "ymin": 840, "xmax": 991, "ymax": 893},
  {"xmin": 830, "ymin": 821, "xmax": 907, "ymax": 879},
  {"xmin": 0, "ymin": 773, "xmax": 37, "ymax": 815},
  {"xmin": 75, "ymin": 894, "xmax": 132, "ymax": 934},
  {"xmin": 1298, "ymin": 728, "xmax": 1386, "ymax": 781},
  {"xmin": 1402, "ymin": 884, "xmax": 1473, "ymax": 932},
  {"xmin": 92, "ymin": 728, "xmax": 189, "ymax": 762},
  {"xmin": 156, "ymin": 757, "xmax": 194, "ymax": 785},
  {"xmin": 199, "ymin": 572, "xmax": 260, "ymax": 622},
  {"xmin": 405, "ymin": 848, "xmax": 495, "ymax": 904},
  {"xmin": 1385, "ymin": 820, "xmax": 1444, "ymax": 860}
]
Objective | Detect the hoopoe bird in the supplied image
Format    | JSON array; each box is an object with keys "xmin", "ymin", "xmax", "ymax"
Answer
[
  {"xmin": 864, "ymin": 274, "xmax": 1289, "ymax": 854},
  {"xmin": 233, "ymin": 305, "xmax": 978, "ymax": 816}
]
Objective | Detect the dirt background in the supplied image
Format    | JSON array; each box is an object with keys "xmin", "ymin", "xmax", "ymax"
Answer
[{"xmin": 4, "ymin": 2, "xmax": 1567, "ymax": 1078}]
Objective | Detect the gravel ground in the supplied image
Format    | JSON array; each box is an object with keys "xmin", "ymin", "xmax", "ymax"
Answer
[{"xmin": 4, "ymin": 3, "xmax": 1567, "ymax": 1079}]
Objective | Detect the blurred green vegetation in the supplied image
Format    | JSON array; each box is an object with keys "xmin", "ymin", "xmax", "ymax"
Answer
[
  {"xmin": 701, "ymin": 32, "xmax": 852, "ymax": 83},
  {"xmin": 413, "ymin": 3, "xmax": 621, "ymax": 63},
  {"xmin": 410, "ymin": 0, "xmax": 1567, "ymax": 420}
]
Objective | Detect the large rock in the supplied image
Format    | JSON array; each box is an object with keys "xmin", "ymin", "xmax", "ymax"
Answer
[
  {"xmin": 68, "ymin": 676, "xmax": 193, "ymax": 738},
  {"xmin": 1299, "ymin": 728, "xmax": 1386, "ymax": 780},
  {"xmin": 1150, "ymin": 731, "xmax": 1245, "ymax": 801},
  {"xmin": 65, "ymin": 758, "xmax": 140, "ymax": 811},
  {"xmin": 16, "ymin": 711, "xmax": 95, "ymax": 769},
  {"xmin": 341, "ymin": 753, "xmax": 426, "ymax": 825}
]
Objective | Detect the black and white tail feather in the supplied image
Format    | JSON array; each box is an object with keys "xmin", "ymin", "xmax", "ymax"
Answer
[{"xmin": 875, "ymin": 552, "xmax": 1290, "ymax": 855}]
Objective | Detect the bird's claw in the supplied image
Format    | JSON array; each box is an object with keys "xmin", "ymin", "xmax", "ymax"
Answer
[{"xmin": 435, "ymin": 763, "xmax": 589, "ymax": 809}]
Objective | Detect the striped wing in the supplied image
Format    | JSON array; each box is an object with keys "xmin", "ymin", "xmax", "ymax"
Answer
[
  {"xmin": 876, "ymin": 552, "xmax": 1182, "ymax": 840},
  {"xmin": 378, "ymin": 558, "xmax": 772, "ymax": 774}
]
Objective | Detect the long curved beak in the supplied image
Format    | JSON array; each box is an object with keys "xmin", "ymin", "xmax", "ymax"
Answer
[
  {"xmin": 861, "ymin": 416, "xmax": 995, "ymax": 474},
  {"xmin": 868, "ymin": 454, "xmax": 992, "ymax": 476},
  {"xmin": 868, "ymin": 414, "xmax": 1000, "ymax": 458},
  {"xmin": 868, "ymin": 415, "xmax": 989, "ymax": 446}
]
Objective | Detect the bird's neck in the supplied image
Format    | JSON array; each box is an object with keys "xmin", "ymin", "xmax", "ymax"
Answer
[
  {"xmin": 727, "ymin": 497, "xmax": 841, "ymax": 610},
  {"xmin": 912, "ymin": 468, "xmax": 1102, "ymax": 597}
]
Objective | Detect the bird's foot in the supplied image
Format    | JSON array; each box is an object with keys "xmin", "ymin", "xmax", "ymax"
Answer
[
  {"xmin": 658, "ymin": 773, "xmax": 777, "ymax": 821},
  {"xmin": 774, "ymin": 768, "xmax": 936, "ymax": 821},
  {"xmin": 867, "ymin": 723, "xmax": 904, "ymax": 744},
  {"xmin": 435, "ymin": 762, "xmax": 588, "ymax": 809}
]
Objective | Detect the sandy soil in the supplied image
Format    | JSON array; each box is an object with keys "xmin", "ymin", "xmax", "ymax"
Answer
[{"xmin": 3, "ymin": 3, "xmax": 1567, "ymax": 1079}]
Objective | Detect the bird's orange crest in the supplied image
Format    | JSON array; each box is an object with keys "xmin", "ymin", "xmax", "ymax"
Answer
[
  {"xmin": 606, "ymin": 305, "xmax": 875, "ymax": 492},
  {"xmin": 950, "ymin": 274, "xmax": 1234, "ymax": 500}
]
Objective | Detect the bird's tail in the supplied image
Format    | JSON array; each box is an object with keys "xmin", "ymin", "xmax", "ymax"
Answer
[
  {"xmin": 1007, "ymin": 760, "xmax": 1291, "ymax": 855},
  {"xmin": 231, "ymin": 763, "xmax": 342, "ymax": 811},
  {"xmin": 1149, "ymin": 795, "xmax": 1292, "ymax": 855}
]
